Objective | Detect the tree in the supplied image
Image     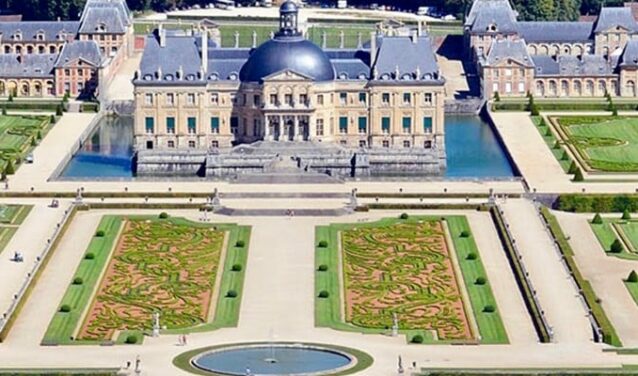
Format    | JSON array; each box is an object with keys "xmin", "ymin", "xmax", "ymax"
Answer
[
  {"xmin": 622, "ymin": 209, "xmax": 631, "ymax": 220},
  {"xmin": 494, "ymin": 91, "xmax": 501, "ymax": 102},
  {"xmin": 610, "ymin": 239, "xmax": 624, "ymax": 253},
  {"xmin": 530, "ymin": 103, "xmax": 540, "ymax": 116},
  {"xmin": 592, "ymin": 213, "xmax": 603, "ymax": 224},
  {"xmin": 56, "ymin": 104, "xmax": 63, "ymax": 116},
  {"xmin": 573, "ymin": 167, "xmax": 584, "ymax": 182},
  {"xmin": 628, "ymin": 270, "xmax": 638, "ymax": 283}
]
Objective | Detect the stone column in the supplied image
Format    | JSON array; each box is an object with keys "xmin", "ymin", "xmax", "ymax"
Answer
[
  {"xmin": 279, "ymin": 115, "xmax": 283, "ymax": 141},
  {"xmin": 294, "ymin": 116, "xmax": 300, "ymax": 141},
  {"xmin": 264, "ymin": 116, "xmax": 271, "ymax": 140}
]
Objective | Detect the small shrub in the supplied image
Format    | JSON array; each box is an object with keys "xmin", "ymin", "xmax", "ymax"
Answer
[
  {"xmin": 591, "ymin": 213, "xmax": 603, "ymax": 224},
  {"xmin": 561, "ymin": 151, "xmax": 569, "ymax": 161},
  {"xmin": 318, "ymin": 240, "xmax": 328, "ymax": 248},
  {"xmin": 493, "ymin": 91, "xmax": 500, "ymax": 102},
  {"xmin": 318, "ymin": 264, "xmax": 328, "ymax": 272},
  {"xmin": 37, "ymin": 130, "xmax": 42, "ymax": 140},
  {"xmin": 49, "ymin": 115, "xmax": 55, "ymax": 124},
  {"xmin": 226, "ymin": 290, "xmax": 238, "ymax": 298},
  {"xmin": 1, "ymin": 107, "xmax": 6, "ymax": 115},
  {"xmin": 231, "ymin": 264, "xmax": 242, "ymax": 272},
  {"xmin": 568, "ymin": 161, "xmax": 578, "ymax": 174},
  {"xmin": 545, "ymin": 127, "xmax": 552, "ymax": 137},
  {"xmin": 55, "ymin": 104, "xmax": 63, "ymax": 116},
  {"xmin": 530, "ymin": 103, "xmax": 540, "ymax": 116},
  {"xmin": 235, "ymin": 240, "xmax": 245, "ymax": 248},
  {"xmin": 4, "ymin": 160, "xmax": 14, "ymax": 175},
  {"xmin": 95, "ymin": 230, "xmax": 105, "ymax": 237},
  {"xmin": 399, "ymin": 213, "xmax": 409, "ymax": 220},
  {"xmin": 622, "ymin": 209, "xmax": 632, "ymax": 220},
  {"xmin": 483, "ymin": 305, "xmax": 495, "ymax": 313},
  {"xmin": 318, "ymin": 290, "xmax": 330, "ymax": 298},
  {"xmin": 553, "ymin": 140, "xmax": 561, "ymax": 150},
  {"xmin": 460, "ymin": 230, "xmax": 470, "ymax": 238},
  {"xmin": 125, "ymin": 335, "xmax": 138, "ymax": 344},
  {"xmin": 158, "ymin": 212, "xmax": 169, "ymax": 219},
  {"xmin": 411, "ymin": 334, "xmax": 424, "ymax": 344},
  {"xmin": 610, "ymin": 239, "xmax": 624, "ymax": 253},
  {"xmin": 72, "ymin": 277, "xmax": 83, "ymax": 285},
  {"xmin": 59, "ymin": 304, "xmax": 71, "ymax": 313},
  {"xmin": 84, "ymin": 252, "xmax": 95, "ymax": 260},
  {"xmin": 475, "ymin": 276, "xmax": 487, "ymax": 285},
  {"xmin": 628, "ymin": 270, "xmax": 638, "ymax": 283},
  {"xmin": 466, "ymin": 252, "xmax": 477, "ymax": 260},
  {"xmin": 538, "ymin": 117, "xmax": 546, "ymax": 127},
  {"xmin": 573, "ymin": 167, "xmax": 584, "ymax": 182},
  {"xmin": 30, "ymin": 137, "xmax": 37, "ymax": 147}
]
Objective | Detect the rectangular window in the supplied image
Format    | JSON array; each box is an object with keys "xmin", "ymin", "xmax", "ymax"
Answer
[
  {"xmin": 381, "ymin": 117, "xmax": 390, "ymax": 134},
  {"xmin": 188, "ymin": 140, "xmax": 196, "ymax": 148},
  {"xmin": 518, "ymin": 81, "xmax": 525, "ymax": 93},
  {"xmin": 144, "ymin": 93, "xmax": 153, "ymax": 105},
  {"xmin": 339, "ymin": 116, "xmax": 348, "ymax": 134},
  {"xmin": 211, "ymin": 140, "xmax": 219, "ymax": 148},
  {"xmin": 316, "ymin": 119, "xmax": 324, "ymax": 136},
  {"xmin": 166, "ymin": 93, "xmax": 174, "ymax": 105},
  {"xmin": 403, "ymin": 140, "xmax": 411, "ymax": 148},
  {"xmin": 230, "ymin": 94, "xmax": 236, "ymax": 105},
  {"xmin": 210, "ymin": 117, "xmax": 220, "ymax": 134},
  {"xmin": 187, "ymin": 93, "xmax": 195, "ymax": 105},
  {"xmin": 423, "ymin": 117, "xmax": 432, "ymax": 133},
  {"xmin": 382, "ymin": 93, "xmax": 390, "ymax": 104},
  {"xmin": 145, "ymin": 117, "xmax": 154, "ymax": 134},
  {"xmin": 211, "ymin": 93, "xmax": 219, "ymax": 104},
  {"xmin": 166, "ymin": 117, "xmax": 175, "ymax": 134},
  {"xmin": 358, "ymin": 117, "xmax": 367, "ymax": 134},
  {"xmin": 339, "ymin": 92, "xmax": 347, "ymax": 105},
  {"xmin": 505, "ymin": 68, "xmax": 512, "ymax": 76},
  {"xmin": 187, "ymin": 117, "xmax": 197, "ymax": 134},
  {"xmin": 167, "ymin": 140, "xmax": 175, "ymax": 148},
  {"xmin": 358, "ymin": 92, "xmax": 367, "ymax": 104},
  {"xmin": 78, "ymin": 82, "xmax": 84, "ymax": 92},
  {"xmin": 424, "ymin": 93, "xmax": 432, "ymax": 104},
  {"xmin": 403, "ymin": 93, "xmax": 411, "ymax": 104},
  {"xmin": 285, "ymin": 94, "xmax": 293, "ymax": 105},
  {"xmin": 317, "ymin": 94, "xmax": 324, "ymax": 105},
  {"xmin": 300, "ymin": 94, "xmax": 307, "ymax": 105},
  {"xmin": 505, "ymin": 82, "xmax": 512, "ymax": 93},
  {"xmin": 359, "ymin": 140, "xmax": 366, "ymax": 148},
  {"xmin": 492, "ymin": 82, "xmax": 499, "ymax": 93},
  {"xmin": 402, "ymin": 117, "xmax": 412, "ymax": 134},
  {"xmin": 270, "ymin": 94, "xmax": 277, "ymax": 105},
  {"xmin": 254, "ymin": 94, "xmax": 261, "ymax": 107},
  {"xmin": 382, "ymin": 140, "xmax": 389, "ymax": 148},
  {"xmin": 230, "ymin": 117, "xmax": 238, "ymax": 134}
]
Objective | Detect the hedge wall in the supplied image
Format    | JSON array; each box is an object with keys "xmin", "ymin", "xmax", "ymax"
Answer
[
  {"xmin": 556, "ymin": 195, "xmax": 638, "ymax": 213},
  {"xmin": 0, "ymin": 101, "xmax": 62, "ymax": 111},
  {"xmin": 492, "ymin": 101, "xmax": 638, "ymax": 112}
]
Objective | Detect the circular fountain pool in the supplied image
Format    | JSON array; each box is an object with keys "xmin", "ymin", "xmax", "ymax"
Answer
[{"xmin": 178, "ymin": 343, "xmax": 370, "ymax": 376}]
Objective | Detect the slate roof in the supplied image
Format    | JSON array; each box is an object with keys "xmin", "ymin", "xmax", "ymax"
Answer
[
  {"xmin": 517, "ymin": 21, "xmax": 593, "ymax": 42},
  {"xmin": 465, "ymin": 0, "xmax": 518, "ymax": 33},
  {"xmin": 80, "ymin": 0, "xmax": 131, "ymax": 27},
  {"xmin": 484, "ymin": 39, "xmax": 533, "ymax": 66},
  {"xmin": 138, "ymin": 34, "xmax": 204, "ymax": 83},
  {"xmin": 0, "ymin": 21, "xmax": 79, "ymax": 42},
  {"xmin": 79, "ymin": 7, "xmax": 126, "ymax": 34},
  {"xmin": 55, "ymin": 40, "xmax": 102, "ymax": 67},
  {"xmin": 619, "ymin": 39, "xmax": 638, "ymax": 66},
  {"xmin": 373, "ymin": 36, "xmax": 442, "ymax": 81},
  {"xmin": 594, "ymin": 7, "xmax": 638, "ymax": 33},
  {"xmin": 0, "ymin": 54, "xmax": 56, "ymax": 77},
  {"xmin": 532, "ymin": 54, "xmax": 614, "ymax": 76}
]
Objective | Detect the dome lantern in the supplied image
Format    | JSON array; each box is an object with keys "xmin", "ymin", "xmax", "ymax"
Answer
[{"xmin": 277, "ymin": 1, "xmax": 300, "ymax": 37}]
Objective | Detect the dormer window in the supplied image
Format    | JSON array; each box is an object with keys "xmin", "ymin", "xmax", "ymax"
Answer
[
  {"xmin": 57, "ymin": 33, "xmax": 66, "ymax": 41},
  {"xmin": 96, "ymin": 23, "xmax": 106, "ymax": 33},
  {"xmin": 487, "ymin": 23, "xmax": 498, "ymax": 32},
  {"xmin": 13, "ymin": 32, "xmax": 22, "ymax": 41},
  {"xmin": 36, "ymin": 32, "xmax": 45, "ymax": 41}
]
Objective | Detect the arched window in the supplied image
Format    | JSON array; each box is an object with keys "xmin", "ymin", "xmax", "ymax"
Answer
[
  {"xmin": 561, "ymin": 80, "xmax": 569, "ymax": 96},
  {"xmin": 598, "ymin": 80, "xmax": 607, "ymax": 95},
  {"xmin": 586, "ymin": 80, "xmax": 594, "ymax": 95},
  {"xmin": 626, "ymin": 80, "xmax": 636, "ymax": 96},
  {"xmin": 574, "ymin": 80, "xmax": 582, "ymax": 96},
  {"xmin": 536, "ymin": 81, "xmax": 545, "ymax": 96},
  {"xmin": 549, "ymin": 80, "xmax": 557, "ymax": 96}
]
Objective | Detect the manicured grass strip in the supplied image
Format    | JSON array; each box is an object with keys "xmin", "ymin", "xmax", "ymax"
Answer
[
  {"xmin": 173, "ymin": 342, "xmax": 373, "ymax": 376},
  {"xmin": 625, "ymin": 281, "xmax": 638, "ymax": 307},
  {"xmin": 42, "ymin": 215, "xmax": 122, "ymax": 345},
  {"xmin": 489, "ymin": 206, "xmax": 551, "ymax": 343},
  {"xmin": 590, "ymin": 219, "xmax": 638, "ymax": 261},
  {"xmin": 0, "ymin": 227, "xmax": 17, "ymax": 255},
  {"xmin": 531, "ymin": 116, "xmax": 571, "ymax": 173},
  {"xmin": 316, "ymin": 216, "xmax": 507, "ymax": 344},
  {"xmin": 446, "ymin": 216, "xmax": 508, "ymax": 344},
  {"xmin": 540, "ymin": 206, "xmax": 622, "ymax": 347},
  {"xmin": 0, "ymin": 205, "xmax": 32, "ymax": 224},
  {"xmin": 10, "ymin": 205, "xmax": 32, "ymax": 225}
]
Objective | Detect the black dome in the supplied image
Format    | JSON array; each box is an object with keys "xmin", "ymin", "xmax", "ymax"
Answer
[
  {"xmin": 239, "ymin": 37, "xmax": 335, "ymax": 83},
  {"xmin": 280, "ymin": 0, "xmax": 298, "ymax": 12}
]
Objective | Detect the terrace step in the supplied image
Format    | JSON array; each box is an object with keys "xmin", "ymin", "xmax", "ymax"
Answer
[{"xmin": 214, "ymin": 207, "xmax": 352, "ymax": 216}]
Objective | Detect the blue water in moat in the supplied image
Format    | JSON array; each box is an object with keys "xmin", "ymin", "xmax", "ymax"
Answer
[
  {"xmin": 191, "ymin": 346, "xmax": 352, "ymax": 375},
  {"xmin": 58, "ymin": 115, "xmax": 515, "ymax": 179}
]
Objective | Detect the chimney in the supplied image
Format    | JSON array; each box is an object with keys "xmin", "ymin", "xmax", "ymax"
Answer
[
  {"xmin": 411, "ymin": 30, "xmax": 418, "ymax": 44},
  {"xmin": 158, "ymin": 23, "xmax": 165, "ymax": 48},
  {"xmin": 201, "ymin": 31, "xmax": 208, "ymax": 74},
  {"xmin": 417, "ymin": 20, "xmax": 423, "ymax": 37},
  {"xmin": 370, "ymin": 31, "xmax": 377, "ymax": 70}
]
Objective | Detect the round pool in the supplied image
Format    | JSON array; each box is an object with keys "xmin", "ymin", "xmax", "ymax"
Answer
[{"xmin": 190, "ymin": 343, "xmax": 356, "ymax": 375}]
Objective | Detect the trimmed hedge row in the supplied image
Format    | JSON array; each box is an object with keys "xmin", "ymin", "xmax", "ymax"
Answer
[
  {"xmin": 556, "ymin": 194, "xmax": 638, "ymax": 213},
  {"xmin": 539, "ymin": 206, "xmax": 622, "ymax": 347},
  {"xmin": 0, "ymin": 101, "xmax": 62, "ymax": 111},
  {"xmin": 492, "ymin": 101, "xmax": 638, "ymax": 112}
]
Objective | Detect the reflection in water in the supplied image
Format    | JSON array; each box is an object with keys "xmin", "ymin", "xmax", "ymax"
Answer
[
  {"xmin": 445, "ymin": 115, "xmax": 515, "ymax": 178},
  {"xmin": 60, "ymin": 115, "xmax": 515, "ymax": 179},
  {"xmin": 60, "ymin": 116, "xmax": 134, "ymax": 178}
]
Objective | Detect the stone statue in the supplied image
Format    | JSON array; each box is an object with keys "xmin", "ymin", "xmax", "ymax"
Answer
[
  {"xmin": 269, "ymin": 30, "xmax": 275, "ymax": 39},
  {"xmin": 339, "ymin": 30, "xmax": 345, "ymax": 49},
  {"xmin": 357, "ymin": 32, "xmax": 362, "ymax": 48},
  {"xmin": 234, "ymin": 31, "xmax": 240, "ymax": 48},
  {"xmin": 391, "ymin": 312, "xmax": 399, "ymax": 337},
  {"xmin": 134, "ymin": 355, "xmax": 141, "ymax": 374},
  {"xmin": 152, "ymin": 312, "xmax": 160, "ymax": 337},
  {"xmin": 321, "ymin": 31, "xmax": 327, "ymax": 48},
  {"xmin": 349, "ymin": 188, "xmax": 358, "ymax": 208},
  {"xmin": 212, "ymin": 188, "xmax": 221, "ymax": 207},
  {"xmin": 252, "ymin": 30, "xmax": 257, "ymax": 48},
  {"xmin": 75, "ymin": 188, "xmax": 83, "ymax": 204},
  {"xmin": 398, "ymin": 355, "xmax": 404, "ymax": 374}
]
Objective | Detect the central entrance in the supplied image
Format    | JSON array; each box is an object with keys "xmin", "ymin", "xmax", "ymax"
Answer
[{"xmin": 266, "ymin": 115, "xmax": 310, "ymax": 141}]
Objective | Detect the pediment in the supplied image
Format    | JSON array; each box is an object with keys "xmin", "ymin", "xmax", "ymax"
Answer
[
  {"xmin": 601, "ymin": 25, "xmax": 631, "ymax": 33},
  {"xmin": 491, "ymin": 57, "xmax": 530, "ymax": 68},
  {"xmin": 58, "ymin": 57, "xmax": 98, "ymax": 68},
  {"xmin": 262, "ymin": 69, "xmax": 313, "ymax": 82}
]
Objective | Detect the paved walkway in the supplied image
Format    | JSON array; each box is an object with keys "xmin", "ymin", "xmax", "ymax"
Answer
[
  {"xmin": 554, "ymin": 211, "xmax": 638, "ymax": 347},
  {"xmin": 103, "ymin": 54, "xmax": 141, "ymax": 102},
  {"xmin": 500, "ymin": 199, "xmax": 592, "ymax": 344}
]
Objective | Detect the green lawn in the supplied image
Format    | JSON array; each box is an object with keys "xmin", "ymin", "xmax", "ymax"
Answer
[
  {"xmin": 625, "ymin": 281, "xmax": 638, "ymax": 307},
  {"xmin": 42, "ymin": 215, "xmax": 251, "ymax": 345},
  {"xmin": 0, "ymin": 205, "xmax": 31, "ymax": 256},
  {"xmin": 315, "ymin": 215, "xmax": 508, "ymax": 344},
  {"xmin": 531, "ymin": 116, "xmax": 571, "ymax": 173},
  {"xmin": 0, "ymin": 115, "xmax": 50, "ymax": 172},
  {"xmin": 556, "ymin": 116, "xmax": 638, "ymax": 172},
  {"xmin": 591, "ymin": 218, "xmax": 638, "ymax": 261}
]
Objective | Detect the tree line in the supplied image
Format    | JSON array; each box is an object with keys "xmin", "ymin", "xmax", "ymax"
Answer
[{"xmin": 0, "ymin": 0, "xmax": 629, "ymax": 22}]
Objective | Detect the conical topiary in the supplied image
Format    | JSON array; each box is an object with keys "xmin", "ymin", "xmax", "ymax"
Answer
[
  {"xmin": 4, "ymin": 160, "xmax": 15, "ymax": 175},
  {"xmin": 573, "ymin": 167, "xmax": 584, "ymax": 182},
  {"xmin": 568, "ymin": 161, "xmax": 578, "ymax": 174},
  {"xmin": 611, "ymin": 238, "xmax": 624, "ymax": 253},
  {"xmin": 622, "ymin": 209, "xmax": 632, "ymax": 220},
  {"xmin": 592, "ymin": 213, "xmax": 603, "ymax": 224},
  {"xmin": 628, "ymin": 270, "xmax": 638, "ymax": 283}
]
